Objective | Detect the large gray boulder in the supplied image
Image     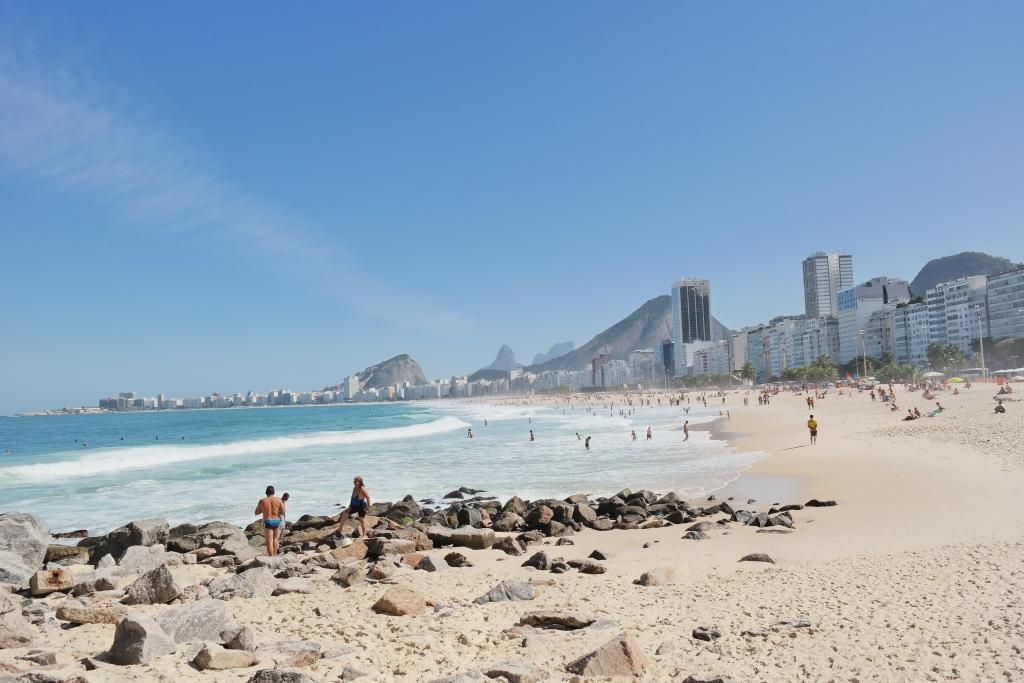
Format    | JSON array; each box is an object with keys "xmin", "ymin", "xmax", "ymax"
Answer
[
  {"xmin": 81, "ymin": 518, "xmax": 169, "ymax": 563},
  {"xmin": 450, "ymin": 527, "xmax": 495, "ymax": 550},
  {"xmin": 209, "ymin": 567, "xmax": 277, "ymax": 600},
  {"xmin": 116, "ymin": 544, "xmax": 182, "ymax": 575},
  {"xmin": 0, "ymin": 512, "xmax": 50, "ymax": 587},
  {"xmin": 155, "ymin": 599, "xmax": 238, "ymax": 644},
  {"xmin": 122, "ymin": 564, "xmax": 182, "ymax": 605},
  {"xmin": 108, "ymin": 612, "xmax": 177, "ymax": 665}
]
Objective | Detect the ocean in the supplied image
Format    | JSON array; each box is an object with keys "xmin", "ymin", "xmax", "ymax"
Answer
[{"xmin": 0, "ymin": 400, "xmax": 764, "ymax": 534}]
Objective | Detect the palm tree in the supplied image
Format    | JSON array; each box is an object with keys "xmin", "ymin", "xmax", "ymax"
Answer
[{"xmin": 739, "ymin": 362, "xmax": 757, "ymax": 382}]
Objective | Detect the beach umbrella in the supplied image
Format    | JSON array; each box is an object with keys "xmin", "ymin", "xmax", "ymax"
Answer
[
  {"xmin": 922, "ymin": 371, "xmax": 944, "ymax": 378},
  {"xmin": 947, "ymin": 377, "xmax": 964, "ymax": 383}
]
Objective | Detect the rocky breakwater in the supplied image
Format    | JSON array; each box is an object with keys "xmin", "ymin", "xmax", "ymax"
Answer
[{"xmin": 0, "ymin": 490, "xmax": 835, "ymax": 680}]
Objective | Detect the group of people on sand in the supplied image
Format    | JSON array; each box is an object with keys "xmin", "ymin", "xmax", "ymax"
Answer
[{"xmin": 254, "ymin": 477, "xmax": 370, "ymax": 556}]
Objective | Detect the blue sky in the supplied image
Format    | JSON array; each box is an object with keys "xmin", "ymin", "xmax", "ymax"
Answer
[{"xmin": 1, "ymin": 2, "xmax": 1022, "ymax": 413}]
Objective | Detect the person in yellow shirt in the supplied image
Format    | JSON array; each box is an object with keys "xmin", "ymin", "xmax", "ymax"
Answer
[{"xmin": 807, "ymin": 414, "xmax": 818, "ymax": 445}]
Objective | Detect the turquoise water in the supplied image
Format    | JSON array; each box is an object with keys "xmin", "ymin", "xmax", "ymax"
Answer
[{"xmin": 0, "ymin": 401, "xmax": 763, "ymax": 534}]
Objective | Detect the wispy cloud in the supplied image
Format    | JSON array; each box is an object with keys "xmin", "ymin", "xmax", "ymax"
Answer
[{"xmin": 0, "ymin": 37, "xmax": 471, "ymax": 333}]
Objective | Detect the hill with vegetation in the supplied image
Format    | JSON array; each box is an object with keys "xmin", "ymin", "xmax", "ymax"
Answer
[
  {"xmin": 356, "ymin": 354, "xmax": 427, "ymax": 389},
  {"xmin": 910, "ymin": 252, "xmax": 1016, "ymax": 295},
  {"xmin": 526, "ymin": 295, "xmax": 731, "ymax": 373}
]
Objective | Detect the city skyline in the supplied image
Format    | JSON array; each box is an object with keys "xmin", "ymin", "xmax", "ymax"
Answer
[
  {"xmin": 23, "ymin": 251, "xmax": 1024, "ymax": 414},
  {"xmin": 2, "ymin": 3, "xmax": 1024, "ymax": 414}
]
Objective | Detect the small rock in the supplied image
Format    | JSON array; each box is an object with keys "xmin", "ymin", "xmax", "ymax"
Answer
[
  {"xmin": 493, "ymin": 537, "xmax": 526, "ymax": 557},
  {"xmin": 341, "ymin": 666, "xmax": 369, "ymax": 680},
  {"xmin": 692, "ymin": 626, "xmax": 721, "ymax": 641},
  {"xmin": 588, "ymin": 550, "xmax": 612, "ymax": 560},
  {"xmin": 554, "ymin": 538, "xmax": 574, "ymax": 546},
  {"xmin": 565, "ymin": 631, "xmax": 650, "ymax": 677},
  {"xmin": 224, "ymin": 625, "xmax": 259, "ymax": 651},
  {"xmin": 484, "ymin": 660, "xmax": 546, "ymax": 683},
  {"xmin": 71, "ymin": 576, "xmax": 117, "ymax": 597},
  {"xmin": 655, "ymin": 641, "xmax": 675, "ymax": 655},
  {"xmin": 367, "ymin": 563, "xmax": 395, "ymax": 580},
  {"xmin": 521, "ymin": 551, "xmax": 551, "ymax": 570},
  {"xmin": 123, "ymin": 564, "xmax": 182, "ymax": 605},
  {"xmin": 738, "ymin": 553, "xmax": 775, "ymax": 564},
  {"xmin": 16, "ymin": 650, "xmax": 56, "ymax": 666},
  {"xmin": 415, "ymin": 554, "xmax": 449, "ymax": 572},
  {"xmin": 332, "ymin": 565, "xmax": 367, "ymax": 587},
  {"xmin": 682, "ymin": 677, "xmax": 736, "ymax": 683},
  {"xmin": 257, "ymin": 640, "xmax": 322, "ymax": 667},
  {"xmin": 474, "ymin": 581, "xmax": 536, "ymax": 604},
  {"xmin": 637, "ymin": 567, "xmax": 676, "ymax": 586},
  {"xmin": 56, "ymin": 601, "xmax": 128, "ymax": 625},
  {"xmin": 519, "ymin": 611, "xmax": 595, "ymax": 630},
  {"xmin": 371, "ymin": 585, "xmax": 427, "ymax": 616},
  {"xmin": 29, "ymin": 568, "xmax": 73, "ymax": 596},
  {"xmin": 575, "ymin": 560, "xmax": 606, "ymax": 575},
  {"xmin": 683, "ymin": 531, "xmax": 708, "ymax": 540},
  {"xmin": 444, "ymin": 551, "xmax": 472, "ymax": 567},
  {"xmin": 247, "ymin": 670, "xmax": 318, "ymax": 683},
  {"xmin": 773, "ymin": 617, "xmax": 813, "ymax": 629},
  {"xmin": 273, "ymin": 578, "xmax": 313, "ymax": 595},
  {"xmin": 804, "ymin": 499, "xmax": 837, "ymax": 507},
  {"xmin": 108, "ymin": 612, "xmax": 177, "ymax": 665},
  {"xmin": 194, "ymin": 642, "xmax": 255, "ymax": 670}
]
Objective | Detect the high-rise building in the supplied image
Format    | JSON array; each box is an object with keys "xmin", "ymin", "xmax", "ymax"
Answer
[
  {"xmin": 342, "ymin": 375, "xmax": 360, "ymax": 400},
  {"xmin": 893, "ymin": 302, "xmax": 930, "ymax": 367},
  {"xmin": 671, "ymin": 278, "xmax": 711, "ymax": 375},
  {"xmin": 802, "ymin": 252, "xmax": 854, "ymax": 318},
  {"xmin": 837, "ymin": 277, "xmax": 912, "ymax": 364},
  {"xmin": 987, "ymin": 266, "xmax": 1024, "ymax": 340},
  {"xmin": 660, "ymin": 339, "xmax": 675, "ymax": 380},
  {"xmin": 926, "ymin": 276, "xmax": 988, "ymax": 355}
]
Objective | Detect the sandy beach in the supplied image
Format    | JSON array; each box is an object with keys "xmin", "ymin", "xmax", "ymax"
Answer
[{"xmin": 2, "ymin": 384, "xmax": 1023, "ymax": 682}]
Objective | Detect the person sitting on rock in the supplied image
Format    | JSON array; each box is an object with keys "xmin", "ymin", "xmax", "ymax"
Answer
[{"xmin": 995, "ymin": 400, "xmax": 1007, "ymax": 414}]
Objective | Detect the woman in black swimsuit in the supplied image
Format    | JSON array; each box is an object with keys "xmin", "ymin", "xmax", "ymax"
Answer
[{"xmin": 338, "ymin": 475, "xmax": 372, "ymax": 539}]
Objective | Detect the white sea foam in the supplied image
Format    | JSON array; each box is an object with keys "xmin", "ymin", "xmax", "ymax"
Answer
[{"xmin": 0, "ymin": 416, "xmax": 470, "ymax": 481}]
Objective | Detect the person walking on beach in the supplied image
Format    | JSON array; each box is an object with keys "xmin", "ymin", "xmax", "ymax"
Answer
[
  {"xmin": 646, "ymin": 426, "xmax": 653, "ymax": 440},
  {"xmin": 631, "ymin": 430, "xmax": 637, "ymax": 442},
  {"xmin": 584, "ymin": 435, "xmax": 591, "ymax": 451},
  {"xmin": 683, "ymin": 420, "xmax": 689, "ymax": 441},
  {"xmin": 254, "ymin": 486, "xmax": 285, "ymax": 557},
  {"xmin": 807, "ymin": 414, "xmax": 818, "ymax": 445},
  {"xmin": 529, "ymin": 430, "xmax": 535, "ymax": 442},
  {"xmin": 467, "ymin": 428, "xmax": 473, "ymax": 438},
  {"xmin": 338, "ymin": 476, "xmax": 372, "ymax": 539}
]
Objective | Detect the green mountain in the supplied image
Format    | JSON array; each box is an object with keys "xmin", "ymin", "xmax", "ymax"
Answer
[
  {"xmin": 526, "ymin": 295, "xmax": 731, "ymax": 373},
  {"xmin": 910, "ymin": 252, "xmax": 1016, "ymax": 295},
  {"xmin": 468, "ymin": 368, "xmax": 509, "ymax": 382},
  {"xmin": 356, "ymin": 354, "xmax": 427, "ymax": 389}
]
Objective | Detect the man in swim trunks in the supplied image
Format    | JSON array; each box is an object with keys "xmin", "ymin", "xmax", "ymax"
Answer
[
  {"xmin": 338, "ymin": 476, "xmax": 372, "ymax": 539},
  {"xmin": 254, "ymin": 485, "xmax": 285, "ymax": 557},
  {"xmin": 807, "ymin": 414, "xmax": 818, "ymax": 445}
]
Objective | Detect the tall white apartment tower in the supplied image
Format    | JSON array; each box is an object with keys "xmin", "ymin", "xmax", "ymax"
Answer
[{"xmin": 802, "ymin": 252, "xmax": 854, "ymax": 318}]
